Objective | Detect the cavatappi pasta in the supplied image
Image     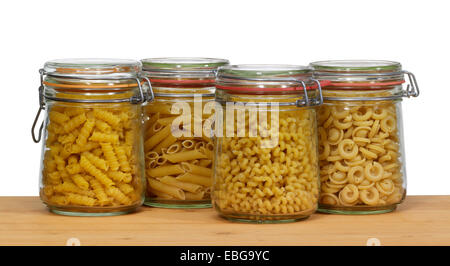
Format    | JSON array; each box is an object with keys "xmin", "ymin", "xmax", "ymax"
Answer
[
  {"xmin": 318, "ymin": 102, "xmax": 405, "ymax": 208},
  {"xmin": 213, "ymin": 108, "xmax": 319, "ymax": 219},
  {"xmin": 40, "ymin": 104, "xmax": 144, "ymax": 209},
  {"xmin": 144, "ymin": 100, "xmax": 213, "ymax": 204}
]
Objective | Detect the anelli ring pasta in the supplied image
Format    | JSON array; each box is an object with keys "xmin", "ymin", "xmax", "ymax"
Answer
[{"xmin": 317, "ymin": 102, "xmax": 406, "ymax": 211}]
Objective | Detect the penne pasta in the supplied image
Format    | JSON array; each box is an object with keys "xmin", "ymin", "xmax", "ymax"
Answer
[
  {"xmin": 145, "ymin": 151, "xmax": 159, "ymax": 160},
  {"xmin": 148, "ymin": 188, "xmax": 175, "ymax": 199},
  {"xmin": 198, "ymin": 159, "xmax": 212, "ymax": 167},
  {"xmin": 156, "ymin": 157, "xmax": 168, "ymax": 165},
  {"xmin": 144, "ymin": 124, "xmax": 172, "ymax": 151},
  {"xmin": 145, "ymin": 104, "xmax": 174, "ymax": 115},
  {"xmin": 152, "ymin": 135, "xmax": 177, "ymax": 153},
  {"xmin": 178, "ymin": 135, "xmax": 194, "ymax": 141},
  {"xmin": 144, "ymin": 112, "xmax": 159, "ymax": 132},
  {"xmin": 151, "ymin": 122, "xmax": 164, "ymax": 133},
  {"xmin": 185, "ymin": 191, "xmax": 205, "ymax": 200},
  {"xmin": 146, "ymin": 164, "xmax": 185, "ymax": 177},
  {"xmin": 176, "ymin": 173, "xmax": 211, "ymax": 187},
  {"xmin": 146, "ymin": 159, "xmax": 157, "ymax": 169},
  {"xmin": 163, "ymin": 149, "xmax": 207, "ymax": 163},
  {"xmin": 202, "ymin": 134, "xmax": 212, "ymax": 143},
  {"xmin": 181, "ymin": 162, "xmax": 212, "ymax": 177},
  {"xmin": 166, "ymin": 142, "xmax": 182, "ymax": 154},
  {"xmin": 181, "ymin": 140, "xmax": 195, "ymax": 149},
  {"xmin": 156, "ymin": 116, "xmax": 177, "ymax": 126},
  {"xmin": 203, "ymin": 147, "xmax": 213, "ymax": 160},
  {"xmin": 159, "ymin": 176, "xmax": 202, "ymax": 194},
  {"xmin": 194, "ymin": 141, "xmax": 205, "ymax": 150},
  {"xmin": 148, "ymin": 178, "xmax": 185, "ymax": 200},
  {"xmin": 205, "ymin": 142, "xmax": 214, "ymax": 152}
]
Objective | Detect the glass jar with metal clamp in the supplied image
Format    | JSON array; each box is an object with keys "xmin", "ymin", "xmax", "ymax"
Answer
[
  {"xmin": 310, "ymin": 60, "xmax": 420, "ymax": 214},
  {"xmin": 140, "ymin": 57, "xmax": 229, "ymax": 208},
  {"xmin": 32, "ymin": 58, "xmax": 152, "ymax": 216},
  {"xmin": 213, "ymin": 64, "xmax": 323, "ymax": 223}
]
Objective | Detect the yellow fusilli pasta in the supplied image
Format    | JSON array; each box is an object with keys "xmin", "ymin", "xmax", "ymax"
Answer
[{"xmin": 40, "ymin": 104, "xmax": 143, "ymax": 209}]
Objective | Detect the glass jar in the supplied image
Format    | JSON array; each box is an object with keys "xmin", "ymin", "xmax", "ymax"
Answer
[
  {"xmin": 141, "ymin": 57, "xmax": 229, "ymax": 208},
  {"xmin": 213, "ymin": 65, "xmax": 323, "ymax": 223},
  {"xmin": 310, "ymin": 60, "xmax": 419, "ymax": 214},
  {"xmin": 32, "ymin": 58, "xmax": 150, "ymax": 216}
]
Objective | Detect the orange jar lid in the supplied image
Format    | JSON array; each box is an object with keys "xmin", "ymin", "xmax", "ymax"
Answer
[{"xmin": 43, "ymin": 58, "xmax": 142, "ymax": 89}]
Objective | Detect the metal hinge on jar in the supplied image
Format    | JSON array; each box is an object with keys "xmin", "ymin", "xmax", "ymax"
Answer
[
  {"xmin": 322, "ymin": 71, "xmax": 420, "ymax": 102},
  {"xmin": 402, "ymin": 71, "xmax": 420, "ymax": 98},
  {"xmin": 295, "ymin": 79, "xmax": 323, "ymax": 107}
]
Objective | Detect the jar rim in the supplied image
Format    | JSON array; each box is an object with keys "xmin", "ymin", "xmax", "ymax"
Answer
[
  {"xmin": 310, "ymin": 60, "xmax": 402, "ymax": 72},
  {"xmin": 141, "ymin": 57, "xmax": 229, "ymax": 72},
  {"xmin": 218, "ymin": 64, "xmax": 311, "ymax": 79},
  {"xmin": 310, "ymin": 60, "xmax": 406, "ymax": 90},
  {"xmin": 216, "ymin": 64, "xmax": 315, "ymax": 94},
  {"xmin": 44, "ymin": 58, "xmax": 141, "ymax": 79}
]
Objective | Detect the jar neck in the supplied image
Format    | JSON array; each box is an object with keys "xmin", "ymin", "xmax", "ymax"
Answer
[
  {"xmin": 215, "ymin": 89, "xmax": 320, "ymax": 109},
  {"xmin": 45, "ymin": 75, "xmax": 139, "ymax": 86},
  {"xmin": 321, "ymin": 85, "xmax": 403, "ymax": 101},
  {"xmin": 43, "ymin": 76, "xmax": 144, "ymax": 103},
  {"xmin": 141, "ymin": 69, "xmax": 215, "ymax": 96},
  {"xmin": 148, "ymin": 81, "xmax": 216, "ymax": 96}
]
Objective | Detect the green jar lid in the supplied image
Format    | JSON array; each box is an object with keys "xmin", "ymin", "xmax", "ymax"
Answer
[
  {"xmin": 216, "ymin": 64, "xmax": 318, "ymax": 94},
  {"xmin": 141, "ymin": 57, "xmax": 229, "ymax": 71},
  {"xmin": 218, "ymin": 64, "xmax": 311, "ymax": 79},
  {"xmin": 310, "ymin": 60, "xmax": 405, "ymax": 86},
  {"xmin": 310, "ymin": 60, "xmax": 402, "ymax": 73},
  {"xmin": 141, "ymin": 57, "xmax": 229, "ymax": 81}
]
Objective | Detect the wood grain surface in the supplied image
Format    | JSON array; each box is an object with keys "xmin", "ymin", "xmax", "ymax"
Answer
[{"xmin": 0, "ymin": 196, "xmax": 448, "ymax": 246}]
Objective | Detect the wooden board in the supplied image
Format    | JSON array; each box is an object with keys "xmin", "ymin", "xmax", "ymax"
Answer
[{"xmin": 0, "ymin": 196, "xmax": 449, "ymax": 246}]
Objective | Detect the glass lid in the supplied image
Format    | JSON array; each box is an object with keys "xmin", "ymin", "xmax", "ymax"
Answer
[
  {"xmin": 216, "ymin": 64, "xmax": 322, "ymax": 106},
  {"xmin": 43, "ymin": 58, "xmax": 141, "ymax": 79},
  {"xmin": 142, "ymin": 57, "xmax": 229, "ymax": 71},
  {"xmin": 215, "ymin": 64, "xmax": 322, "ymax": 95},
  {"xmin": 217, "ymin": 64, "xmax": 311, "ymax": 80},
  {"xmin": 141, "ymin": 57, "xmax": 229, "ymax": 81},
  {"xmin": 310, "ymin": 60, "xmax": 405, "ymax": 86},
  {"xmin": 310, "ymin": 60, "xmax": 402, "ymax": 73}
]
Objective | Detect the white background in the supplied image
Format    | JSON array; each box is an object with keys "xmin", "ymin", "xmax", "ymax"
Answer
[{"xmin": 1, "ymin": 0, "xmax": 448, "ymax": 196}]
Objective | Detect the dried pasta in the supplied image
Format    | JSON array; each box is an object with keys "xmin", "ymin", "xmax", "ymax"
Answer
[
  {"xmin": 144, "ymin": 100, "xmax": 213, "ymax": 203},
  {"xmin": 213, "ymin": 108, "xmax": 319, "ymax": 217},
  {"xmin": 40, "ymin": 104, "xmax": 144, "ymax": 209},
  {"xmin": 318, "ymin": 102, "xmax": 405, "ymax": 208}
]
